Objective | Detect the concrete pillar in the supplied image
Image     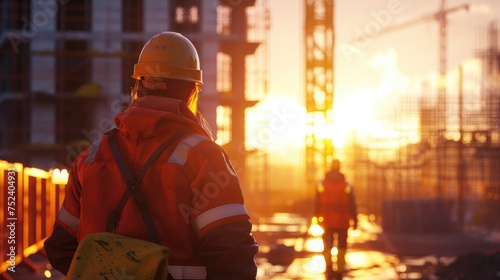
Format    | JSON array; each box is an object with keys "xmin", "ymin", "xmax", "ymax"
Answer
[{"xmin": 199, "ymin": 0, "xmax": 219, "ymax": 137}]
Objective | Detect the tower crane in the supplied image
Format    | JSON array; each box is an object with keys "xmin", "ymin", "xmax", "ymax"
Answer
[
  {"xmin": 364, "ymin": 0, "xmax": 468, "ymax": 121},
  {"xmin": 361, "ymin": 0, "xmax": 468, "ymax": 122}
]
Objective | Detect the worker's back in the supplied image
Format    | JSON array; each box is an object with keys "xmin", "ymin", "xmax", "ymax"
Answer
[{"xmin": 320, "ymin": 169, "xmax": 352, "ymax": 229}]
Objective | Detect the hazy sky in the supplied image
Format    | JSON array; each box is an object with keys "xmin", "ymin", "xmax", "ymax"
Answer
[
  {"xmin": 268, "ymin": 0, "xmax": 500, "ymax": 101},
  {"xmin": 250, "ymin": 0, "xmax": 500, "ymax": 159}
]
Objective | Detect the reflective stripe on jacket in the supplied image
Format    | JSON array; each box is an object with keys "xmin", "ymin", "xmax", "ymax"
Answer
[{"xmin": 169, "ymin": 265, "xmax": 206, "ymax": 279}]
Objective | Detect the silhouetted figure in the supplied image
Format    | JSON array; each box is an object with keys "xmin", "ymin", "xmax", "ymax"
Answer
[{"xmin": 316, "ymin": 159, "xmax": 358, "ymax": 280}]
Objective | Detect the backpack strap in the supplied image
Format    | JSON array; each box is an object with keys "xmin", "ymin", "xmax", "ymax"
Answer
[{"xmin": 106, "ymin": 127, "xmax": 193, "ymax": 244}]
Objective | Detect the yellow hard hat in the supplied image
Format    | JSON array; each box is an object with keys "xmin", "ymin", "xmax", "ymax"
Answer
[{"xmin": 132, "ymin": 32, "xmax": 202, "ymax": 84}]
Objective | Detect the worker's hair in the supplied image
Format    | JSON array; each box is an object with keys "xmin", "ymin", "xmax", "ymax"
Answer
[{"xmin": 134, "ymin": 78, "xmax": 196, "ymax": 102}]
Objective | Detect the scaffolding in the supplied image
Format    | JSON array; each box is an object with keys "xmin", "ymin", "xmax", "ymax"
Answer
[{"xmin": 342, "ymin": 20, "xmax": 500, "ymax": 232}]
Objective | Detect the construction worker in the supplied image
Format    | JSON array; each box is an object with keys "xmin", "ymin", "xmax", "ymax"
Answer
[
  {"xmin": 316, "ymin": 159, "xmax": 358, "ymax": 279},
  {"xmin": 44, "ymin": 31, "xmax": 258, "ymax": 279}
]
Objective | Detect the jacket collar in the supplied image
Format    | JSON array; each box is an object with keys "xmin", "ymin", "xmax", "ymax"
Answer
[{"xmin": 114, "ymin": 96, "xmax": 211, "ymax": 141}]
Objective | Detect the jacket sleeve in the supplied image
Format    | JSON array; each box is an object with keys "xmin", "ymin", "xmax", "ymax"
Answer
[
  {"xmin": 44, "ymin": 224, "xmax": 78, "ymax": 275},
  {"xmin": 44, "ymin": 160, "xmax": 82, "ymax": 275},
  {"xmin": 314, "ymin": 185, "xmax": 322, "ymax": 216},
  {"xmin": 188, "ymin": 147, "xmax": 258, "ymax": 279},
  {"xmin": 197, "ymin": 220, "xmax": 258, "ymax": 280},
  {"xmin": 349, "ymin": 185, "xmax": 358, "ymax": 225}
]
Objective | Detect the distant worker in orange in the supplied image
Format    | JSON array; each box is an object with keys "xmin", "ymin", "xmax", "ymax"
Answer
[{"xmin": 316, "ymin": 159, "xmax": 358, "ymax": 279}]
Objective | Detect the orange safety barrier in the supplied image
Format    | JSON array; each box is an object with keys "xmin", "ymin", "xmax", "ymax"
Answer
[{"xmin": 0, "ymin": 160, "xmax": 67, "ymax": 276}]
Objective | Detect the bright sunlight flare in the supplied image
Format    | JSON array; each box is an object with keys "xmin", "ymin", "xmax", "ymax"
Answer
[
  {"xmin": 246, "ymin": 92, "xmax": 416, "ymax": 153},
  {"xmin": 247, "ymin": 49, "xmax": 437, "ymax": 153},
  {"xmin": 246, "ymin": 96, "xmax": 306, "ymax": 151}
]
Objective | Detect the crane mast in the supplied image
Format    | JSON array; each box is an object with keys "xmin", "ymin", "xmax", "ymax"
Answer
[{"xmin": 304, "ymin": 0, "xmax": 335, "ymax": 196}]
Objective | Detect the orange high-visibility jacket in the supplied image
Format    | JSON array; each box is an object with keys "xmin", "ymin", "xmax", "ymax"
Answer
[
  {"xmin": 318, "ymin": 171, "xmax": 357, "ymax": 229},
  {"xmin": 45, "ymin": 96, "xmax": 258, "ymax": 279}
]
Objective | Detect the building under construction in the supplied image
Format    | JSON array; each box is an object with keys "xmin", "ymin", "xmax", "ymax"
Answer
[
  {"xmin": 0, "ymin": 0, "xmax": 270, "ymax": 199},
  {"xmin": 0, "ymin": 1, "xmax": 272, "ymax": 274}
]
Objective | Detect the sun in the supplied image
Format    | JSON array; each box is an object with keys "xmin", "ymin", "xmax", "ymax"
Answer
[
  {"xmin": 331, "ymin": 92, "xmax": 383, "ymax": 147},
  {"xmin": 246, "ymin": 94, "xmax": 384, "ymax": 152},
  {"xmin": 246, "ymin": 96, "xmax": 307, "ymax": 151}
]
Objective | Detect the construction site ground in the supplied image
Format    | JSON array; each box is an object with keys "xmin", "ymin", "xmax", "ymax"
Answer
[
  {"xmin": 2, "ymin": 214, "xmax": 500, "ymax": 280},
  {"xmin": 255, "ymin": 214, "xmax": 500, "ymax": 279}
]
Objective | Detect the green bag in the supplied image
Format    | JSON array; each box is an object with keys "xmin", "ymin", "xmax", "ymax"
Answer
[
  {"xmin": 66, "ymin": 128, "xmax": 192, "ymax": 280},
  {"xmin": 66, "ymin": 232, "xmax": 169, "ymax": 280}
]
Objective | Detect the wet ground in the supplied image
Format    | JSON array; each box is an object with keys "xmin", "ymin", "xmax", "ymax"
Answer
[
  {"xmin": 254, "ymin": 214, "xmax": 500, "ymax": 280},
  {"xmin": 2, "ymin": 213, "xmax": 499, "ymax": 279}
]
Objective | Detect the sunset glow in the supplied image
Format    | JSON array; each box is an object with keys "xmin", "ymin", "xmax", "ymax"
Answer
[{"xmin": 246, "ymin": 96, "xmax": 306, "ymax": 151}]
